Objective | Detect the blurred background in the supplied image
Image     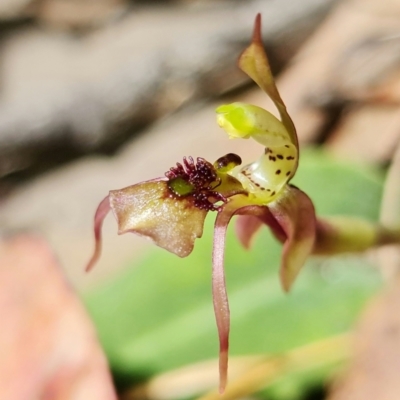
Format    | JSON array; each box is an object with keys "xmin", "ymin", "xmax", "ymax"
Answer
[{"xmin": 1, "ymin": 0, "xmax": 400, "ymax": 399}]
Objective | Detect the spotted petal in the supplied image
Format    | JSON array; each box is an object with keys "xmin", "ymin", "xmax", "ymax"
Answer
[{"xmin": 238, "ymin": 14, "xmax": 298, "ymax": 155}]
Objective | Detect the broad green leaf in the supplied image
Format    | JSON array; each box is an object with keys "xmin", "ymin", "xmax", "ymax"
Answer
[
  {"xmin": 85, "ymin": 148, "xmax": 384, "ymax": 395},
  {"xmin": 293, "ymin": 148, "xmax": 384, "ymax": 218}
]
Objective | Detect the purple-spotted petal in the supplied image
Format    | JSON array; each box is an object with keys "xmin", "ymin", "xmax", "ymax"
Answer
[
  {"xmin": 268, "ymin": 185, "xmax": 316, "ymax": 292},
  {"xmin": 109, "ymin": 180, "xmax": 208, "ymax": 258},
  {"xmin": 238, "ymin": 14, "xmax": 298, "ymax": 156}
]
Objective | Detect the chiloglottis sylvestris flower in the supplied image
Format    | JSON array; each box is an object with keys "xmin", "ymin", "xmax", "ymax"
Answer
[{"xmin": 85, "ymin": 14, "xmax": 400, "ymax": 393}]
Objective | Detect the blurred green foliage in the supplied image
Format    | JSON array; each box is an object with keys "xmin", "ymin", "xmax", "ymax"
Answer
[{"xmin": 85, "ymin": 148, "xmax": 384, "ymax": 398}]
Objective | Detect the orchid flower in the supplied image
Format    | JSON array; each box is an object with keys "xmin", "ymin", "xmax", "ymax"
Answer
[{"xmin": 86, "ymin": 14, "xmax": 400, "ymax": 393}]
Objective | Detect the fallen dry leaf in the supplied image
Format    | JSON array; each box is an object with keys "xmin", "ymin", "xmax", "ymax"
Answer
[
  {"xmin": 328, "ymin": 275, "xmax": 400, "ymax": 400},
  {"xmin": 0, "ymin": 235, "xmax": 117, "ymax": 400},
  {"xmin": 327, "ymin": 104, "xmax": 400, "ymax": 164}
]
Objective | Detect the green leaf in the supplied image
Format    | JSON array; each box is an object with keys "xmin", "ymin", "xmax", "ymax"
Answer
[
  {"xmin": 84, "ymin": 148, "xmax": 384, "ymax": 394},
  {"xmin": 293, "ymin": 148, "xmax": 384, "ymax": 219}
]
